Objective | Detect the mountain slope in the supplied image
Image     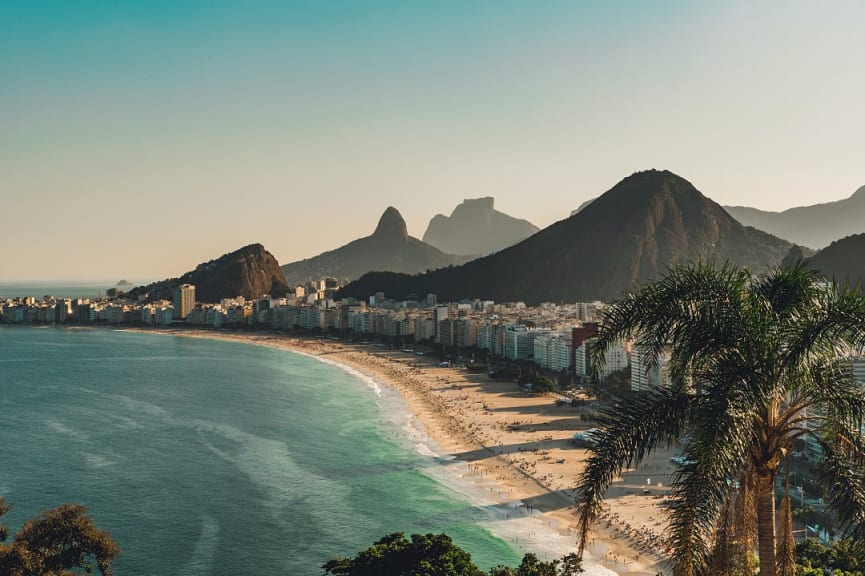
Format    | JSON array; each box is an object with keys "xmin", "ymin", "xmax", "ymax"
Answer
[
  {"xmin": 422, "ymin": 197, "xmax": 539, "ymax": 256},
  {"xmin": 340, "ymin": 170, "xmax": 794, "ymax": 304},
  {"xmin": 801, "ymin": 234, "xmax": 865, "ymax": 287},
  {"xmin": 280, "ymin": 207, "xmax": 471, "ymax": 286},
  {"xmin": 724, "ymin": 186, "xmax": 865, "ymax": 249},
  {"xmin": 128, "ymin": 244, "xmax": 288, "ymax": 303}
]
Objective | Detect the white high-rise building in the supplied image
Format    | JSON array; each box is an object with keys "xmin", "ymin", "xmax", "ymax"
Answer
[{"xmin": 576, "ymin": 338, "xmax": 629, "ymax": 379}]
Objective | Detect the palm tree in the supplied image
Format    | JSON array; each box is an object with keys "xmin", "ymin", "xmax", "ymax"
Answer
[{"xmin": 573, "ymin": 262, "xmax": 865, "ymax": 576}]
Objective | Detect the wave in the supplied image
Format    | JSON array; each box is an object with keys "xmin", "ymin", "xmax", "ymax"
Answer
[{"xmin": 283, "ymin": 347, "xmax": 619, "ymax": 575}]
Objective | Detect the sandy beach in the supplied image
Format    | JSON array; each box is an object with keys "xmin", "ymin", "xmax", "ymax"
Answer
[{"xmin": 138, "ymin": 329, "xmax": 676, "ymax": 575}]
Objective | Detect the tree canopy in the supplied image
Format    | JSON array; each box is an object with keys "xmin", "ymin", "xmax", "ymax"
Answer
[
  {"xmin": 0, "ymin": 498, "xmax": 119, "ymax": 576},
  {"xmin": 574, "ymin": 262, "xmax": 865, "ymax": 576},
  {"xmin": 322, "ymin": 532, "xmax": 581, "ymax": 576}
]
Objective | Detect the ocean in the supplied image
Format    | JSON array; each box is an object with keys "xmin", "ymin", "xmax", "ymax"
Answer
[
  {"xmin": 0, "ymin": 282, "xmax": 124, "ymax": 300},
  {"xmin": 0, "ymin": 326, "xmax": 608, "ymax": 575}
]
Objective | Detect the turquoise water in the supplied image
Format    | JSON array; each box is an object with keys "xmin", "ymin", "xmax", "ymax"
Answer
[{"xmin": 0, "ymin": 326, "xmax": 522, "ymax": 574}]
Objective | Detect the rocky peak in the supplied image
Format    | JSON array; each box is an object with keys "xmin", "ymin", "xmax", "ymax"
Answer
[
  {"xmin": 128, "ymin": 243, "xmax": 288, "ymax": 303},
  {"xmin": 373, "ymin": 206, "xmax": 409, "ymax": 241},
  {"xmin": 456, "ymin": 197, "xmax": 495, "ymax": 213},
  {"xmin": 422, "ymin": 197, "xmax": 539, "ymax": 256}
]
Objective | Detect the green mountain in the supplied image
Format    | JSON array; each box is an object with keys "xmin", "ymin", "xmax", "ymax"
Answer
[
  {"xmin": 128, "ymin": 243, "xmax": 288, "ymax": 303},
  {"xmin": 724, "ymin": 185, "xmax": 865, "ymax": 250},
  {"xmin": 340, "ymin": 170, "xmax": 794, "ymax": 304},
  {"xmin": 422, "ymin": 197, "xmax": 539, "ymax": 256},
  {"xmin": 796, "ymin": 234, "xmax": 865, "ymax": 287},
  {"xmin": 280, "ymin": 207, "xmax": 471, "ymax": 286}
]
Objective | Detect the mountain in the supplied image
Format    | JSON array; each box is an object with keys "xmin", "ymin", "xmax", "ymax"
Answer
[
  {"xmin": 799, "ymin": 234, "xmax": 865, "ymax": 287},
  {"xmin": 280, "ymin": 207, "xmax": 471, "ymax": 286},
  {"xmin": 128, "ymin": 244, "xmax": 288, "ymax": 303},
  {"xmin": 724, "ymin": 185, "xmax": 865, "ymax": 249},
  {"xmin": 340, "ymin": 170, "xmax": 794, "ymax": 305},
  {"xmin": 571, "ymin": 197, "xmax": 596, "ymax": 216},
  {"xmin": 422, "ymin": 197, "xmax": 539, "ymax": 256}
]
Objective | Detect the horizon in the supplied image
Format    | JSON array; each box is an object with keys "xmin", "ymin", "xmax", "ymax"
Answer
[{"xmin": 3, "ymin": 1, "xmax": 864, "ymax": 281}]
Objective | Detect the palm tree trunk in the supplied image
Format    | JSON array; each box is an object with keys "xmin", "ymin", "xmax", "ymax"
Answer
[
  {"xmin": 777, "ymin": 465, "xmax": 797, "ymax": 576},
  {"xmin": 756, "ymin": 474, "xmax": 777, "ymax": 576},
  {"xmin": 777, "ymin": 492, "xmax": 796, "ymax": 576}
]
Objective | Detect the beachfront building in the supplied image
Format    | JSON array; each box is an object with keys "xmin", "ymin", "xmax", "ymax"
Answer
[
  {"xmin": 351, "ymin": 311, "xmax": 372, "ymax": 334},
  {"xmin": 434, "ymin": 305, "xmax": 450, "ymax": 343},
  {"xmin": 476, "ymin": 320, "xmax": 494, "ymax": 351},
  {"xmin": 320, "ymin": 308, "xmax": 339, "ymax": 331},
  {"xmin": 186, "ymin": 308, "xmax": 207, "ymax": 325},
  {"xmin": 454, "ymin": 318, "xmax": 478, "ymax": 349},
  {"xmin": 504, "ymin": 325, "xmax": 547, "ymax": 361},
  {"xmin": 575, "ymin": 338, "xmax": 628, "ymax": 379},
  {"xmin": 534, "ymin": 330, "xmax": 575, "ymax": 372},
  {"xmin": 173, "ymin": 284, "xmax": 195, "ymax": 320},
  {"xmin": 299, "ymin": 307, "xmax": 320, "ymax": 330},
  {"xmin": 205, "ymin": 307, "xmax": 225, "ymax": 328},
  {"xmin": 271, "ymin": 305, "xmax": 299, "ymax": 330},
  {"xmin": 1, "ymin": 305, "xmax": 24, "ymax": 323},
  {"xmin": 437, "ymin": 317, "xmax": 456, "ymax": 347},
  {"xmin": 412, "ymin": 316, "xmax": 434, "ymax": 342},
  {"xmin": 55, "ymin": 299, "xmax": 72, "ymax": 322}
]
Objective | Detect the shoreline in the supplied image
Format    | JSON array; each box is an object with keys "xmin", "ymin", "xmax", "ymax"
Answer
[{"xmin": 118, "ymin": 327, "xmax": 674, "ymax": 575}]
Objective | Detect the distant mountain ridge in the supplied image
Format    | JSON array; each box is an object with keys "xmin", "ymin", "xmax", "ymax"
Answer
[
  {"xmin": 128, "ymin": 244, "xmax": 288, "ymax": 303},
  {"xmin": 279, "ymin": 207, "xmax": 471, "ymax": 286},
  {"xmin": 793, "ymin": 234, "xmax": 865, "ymax": 287},
  {"xmin": 340, "ymin": 170, "xmax": 794, "ymax": 305},
  {"xmin": 422, "ymin": 197, "xmax": 539, "ymax": 256},
  {"xmin": 724, "ymin": 186, "xmax": 865, "ymax": 249}
]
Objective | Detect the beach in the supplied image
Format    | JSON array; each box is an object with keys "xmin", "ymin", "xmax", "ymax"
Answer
[{"xmin": 141, "ymin": 329, "xmax": 675, "ymax": 575}]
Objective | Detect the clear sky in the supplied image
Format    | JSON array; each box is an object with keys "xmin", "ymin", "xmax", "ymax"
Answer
[{"xmin": 2, "ymin": 0, "xmax": 863, "ymax": 281}]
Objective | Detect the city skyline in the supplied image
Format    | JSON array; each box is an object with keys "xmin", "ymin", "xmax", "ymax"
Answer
[{"xmin": 3, "ymin": 1, "xmax": 864, "ymax": 281}]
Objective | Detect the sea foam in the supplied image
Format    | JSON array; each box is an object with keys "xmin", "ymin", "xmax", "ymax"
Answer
[{"xmin": 297, "ymin": 347, "xmax": 619, "ymax": 575}]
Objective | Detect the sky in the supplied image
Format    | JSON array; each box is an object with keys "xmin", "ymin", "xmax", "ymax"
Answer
[{"xmin": 2, "ymin": 0, "xmax": 864, "ymax": 282}]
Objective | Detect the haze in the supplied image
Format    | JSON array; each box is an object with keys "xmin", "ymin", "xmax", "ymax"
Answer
[{"xmin": 2, "ymin": 1, "xmax": 864, "ymax": 281}]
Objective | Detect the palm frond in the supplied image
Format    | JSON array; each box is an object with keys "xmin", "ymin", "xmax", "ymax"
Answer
[
  {"xmin": 591, "ymin": 261, "xmax": 748, "ymax": 384},
  {"xmin": 667, "ymin": 389, "xmax": 753, "ymax": 575},
  {"xmin": 786, "ymin": 283, "xmax": 865, "ymax": 371},
  {"xmin": 573, "ymin": 385, "xmax": 693, "ymax": 556},
  {"xmin": 815, "ymin": 435, "xmax": 865, "ymax": 542}
]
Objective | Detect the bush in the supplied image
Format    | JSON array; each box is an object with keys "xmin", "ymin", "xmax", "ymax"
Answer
[{"xmin": 323, "ymin": 533, "xmax": 582, "ymax": 576}]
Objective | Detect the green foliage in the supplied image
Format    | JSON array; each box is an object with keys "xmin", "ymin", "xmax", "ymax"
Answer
[
  {"xmin": 322, "ymin": 532, "xmax": 485, "ymax": 576},
  {"xmin": 796, "ymin": 539, "xmax": 865, "ymax": 575},
  {"xmin": 595, "ymin": 366, "xmax": 630, "ymax": 399},
  {"xmin": 323, "ymin": 533, "xmax": 582, "ymax": 576},
  {"xmin": 516, "ymin": 368, "xmax": 557, "ymax": 393},
  {"xmin": 0, "ymin": 498, "xmax": 120, "ymax": 576},
  {"xmin": 531, "ymin": 375, "xmax": 558, "ymax": 394}
]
